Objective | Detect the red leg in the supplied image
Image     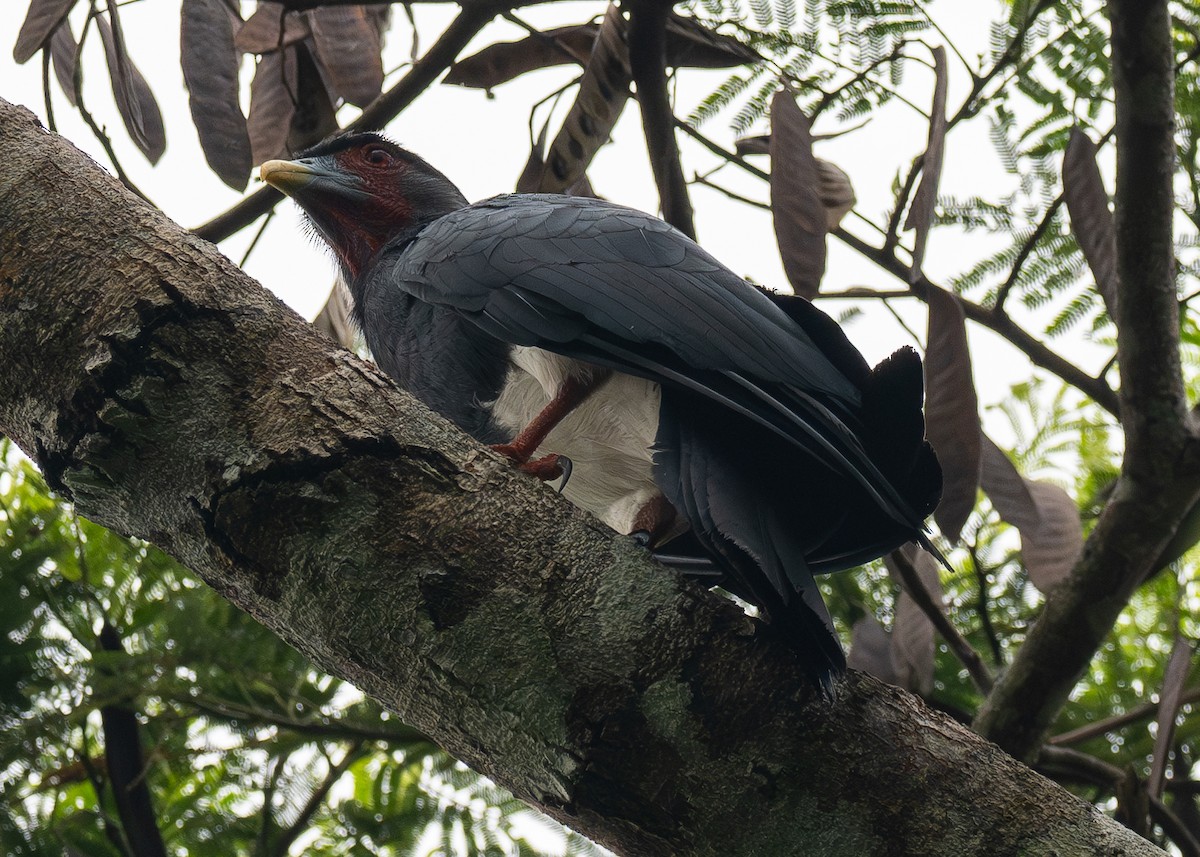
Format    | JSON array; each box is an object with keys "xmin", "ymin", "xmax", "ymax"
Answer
[{"xmin": 491, "ymin": 375, "xmax": 601, "ymax": 480}]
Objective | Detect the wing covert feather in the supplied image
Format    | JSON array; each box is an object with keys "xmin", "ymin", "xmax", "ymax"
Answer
[{"xmin": 379, "ymin": 195, "xmax": 857, "ymax": 403}]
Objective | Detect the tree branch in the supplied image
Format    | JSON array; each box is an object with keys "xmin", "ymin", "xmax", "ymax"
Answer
[
  {"xmin": 829, "ymin": 230, "xmax": 1122, "ymax": 414},
  {"xmin": 672, "ymin": 116, "xmax": 1121, "ymax": 413},
  {"xmin": 0, "ymin": 98, "xmax": 1168, "ymax": 857},
  {"xmin": 948, "ymin": 0, "xmax": 1056, "ymax": 125},
  {"xmin": 270, "ymin": 742, "xmax": 365, "ymax": 857},
  {"xmin": 972, "ymin": 0, "xmax": 1200, "ymax": 761},
  {"xmin": 626, "ymin": 0, "xmax": 695, "ymax": 239},
  {"xmin": 1048, "ymin": 687, "xmax": 1200, "ymax": 747},
  {"xmin": 1037, "ymin": 747, "xmax": 1200, "ymax": 857},
  {"xmin": 888, "ymin": 549, "xmax": 993, "ymax": 694}
]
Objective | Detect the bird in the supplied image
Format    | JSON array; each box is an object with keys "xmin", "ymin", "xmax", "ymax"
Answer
[{"xmin": 260, "ymin": 131, "xmax": 942, "ymax": 692}]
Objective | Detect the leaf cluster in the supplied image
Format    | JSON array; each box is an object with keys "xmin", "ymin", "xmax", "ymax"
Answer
[{"xmin": 0, "ymin": 445, "xmax": 596, "ymax": 857}]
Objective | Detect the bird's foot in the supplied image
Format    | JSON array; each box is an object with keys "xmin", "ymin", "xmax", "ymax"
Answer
[
  {"xmin": 491, "ymin": 444, "xmax": 573, "ymax": 492},
  {"xmin": 627, "ymin": 495, "xmax": 680, "ymax": 549},
  {"xmin": 521, "ymin": 453, "xmax": 573, "ymax": 493}
]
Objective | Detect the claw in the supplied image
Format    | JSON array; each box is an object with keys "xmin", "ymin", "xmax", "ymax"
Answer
[
  {"xmin": 554, "ymin": 455, "xmax": 573, "ymax": 493},
  {"xmin": 489, "ymin": 441, "xmax": 572, "ymax": 491}
]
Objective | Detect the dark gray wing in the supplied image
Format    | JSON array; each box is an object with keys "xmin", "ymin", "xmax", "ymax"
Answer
[{"xmin": 373, "ymin": 193, "xmax": 925, "ymax": 533}]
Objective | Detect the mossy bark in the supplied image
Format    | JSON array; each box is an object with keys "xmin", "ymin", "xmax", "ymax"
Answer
[{"xmin": 0, "ymin": 98, "xmax": 1166, "ymax": 857}]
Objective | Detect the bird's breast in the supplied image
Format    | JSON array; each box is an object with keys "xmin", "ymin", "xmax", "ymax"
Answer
[{"xmin": 490, "ymin": 346, "xmax": 664, "ymax": 535}]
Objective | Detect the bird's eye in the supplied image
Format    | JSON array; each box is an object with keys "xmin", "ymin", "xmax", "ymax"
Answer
[{"xmin": 364, "ymin": 147, "xmax": 391, "ymax": 166}]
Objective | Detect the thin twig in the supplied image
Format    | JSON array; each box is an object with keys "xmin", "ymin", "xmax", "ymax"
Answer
[
  {"xmin": 885, "ymin": 154, "xmax": 923, "ymax": 252},
  {"xmin": 809, "ymin": 42, "xmax": 908, "ymax": 121},
  {"xmin": 880, "ymin": 298, "xmax": 924, "ymax": 348},
  {"xmin": 675, "ymin": 117, "xmax": 769, "ymax": 181},
  {"xmin": 969, "ymin": 543, "xmax": 1004, "ymax": 666},
  {"xmin": 187, "ymin": 694, "xmax": 432, "ymax": 746},
  {"xmin": 948, "ymin": 0, "xmax": 1055, "ymax": 126},
  {"xmin": 912, "ymin": 0, "xmax": 971, "ymax": 74},
  {"xmin": 269, "ymin": 742, "xmax": 365, "ymax": 857},
  {"xmin": 238, "ymin": 211, "xmax": 275, "ymax": 268},
  {"xmin": 810, "ymin": 45, "xmax": 928, "ymax": 119},
  {"xmin": 691, "ymin": 174, "xmax": 769, "ymax": 210},
  {"xmin": 258, "ymin": 754, "xmax": 287, "ymax": 856},
  {"xmin": 1049, "ymin": 686, "xmax": 1200, "ymax": 745},
  {"xmin": 888, "ymin": 549, "xmax": 994, "ymax": 694},
  {"xmin": 831, "ymin": 228, "xmax": 1122, "ymax": 415},
  {"xmin": 42, "ymin": 47, "xmax": 56, "ymax": 133},
  {"xmin": 73, "ymin": 5, "xmax": 152, "ymax": 204},
  {"xmin": 993, "ymin": 195, "xmax": 1064, "ymax": 312}
]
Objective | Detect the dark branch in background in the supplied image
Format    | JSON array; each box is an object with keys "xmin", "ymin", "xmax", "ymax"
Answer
[
  {"xmin": 911, "ymin": 0, "xmax": 970, "ymax": 73},
  {"xmin": 41, "ymin": 47, "xmax": 55, "ymax": 132},
  {"xmin": 258, "ymin": 755, "xmax": 286, "ymax": 856},
  {"xmin": 187, "ymin": 694, "xmax": 433, "ymax": 747},
  {"xmin": 627, "ymin": 0, "xmax": 695, "ymax": 239},
  {"xmin": 888, "ymin": 549, "xmax": 994, "ymax": 693},
  {"xmin": 949, "ymin": 0, "xmax": 1056, "ymax": 124},
  {"xmin": 809, "ymin": 42, "xmax": 908, "ymax": 123},
  {"xmin": 972, "ymin": 0, "xmax": 1200, "ymax": 761},
  {"xmin": 993, "ymin": 194, "xmax": 1064, "ymax": 312},
  {"xmin": 192, "ymin": 3, "xmax": 501, "ymax": 242},
  {"xmin": 78, "ymin": 732, "xmax": 132, "ymax": 857},
  {"xmin": 675, "ymin": 117, "xmax": 768, "ymax": 179},
  {"xmin": 70, "ymin": 7, "xmax": 152, "ymax": 205},
  {"xmin": 827, "ymin": 233, "xmax": 1122, "ymax": 415},
  {"xmin": 884, "ymin": 154, "xmax": 923, "ymax": 253},
  {"xmin": 1108, "ymin": 0, "xmax": 1186, "ymax": 459},
  {"xmin": 1038, "ymin": 747, "xmax": 1200, "ymax": 857},
  {"xmin": 269, "ymin": 743, "xmax": 365, "ymax": 857},
  {"xmin": 969, "ymin": 544, "xmax": 1004, "ymax": 666},
  {"xmin": 672, "ymin": 111, "xmax": 1123, "ymax": 414},
  {"xmin": 98, "ymin": 621, "xmax": 168, "ymax": 857},
  {"xmin": 692, "ymin": 172, "xmax": 770, "ymax": 209},
  {"xmin": 1048, "ymin": 687, "xmax": 1200, "ymax": 747}
]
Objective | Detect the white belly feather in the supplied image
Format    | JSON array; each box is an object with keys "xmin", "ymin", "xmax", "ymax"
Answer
[{"xmin": 490, "ymin": 346, "xmax": 663, "ymax": 534}]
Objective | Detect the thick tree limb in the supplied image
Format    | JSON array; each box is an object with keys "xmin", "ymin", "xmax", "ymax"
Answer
[
  {"xmin": 972, "ymin": 0, "xmax": 1200, "ymax": 760},
  {"xmin": 0, "ymin": 99, "xmax": 1167, "ymax": 857}
]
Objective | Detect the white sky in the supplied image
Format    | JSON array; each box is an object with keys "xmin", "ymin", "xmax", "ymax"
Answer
[{"xmin": 0, "ymin": 0, "xmax": 1113, "ymax": 439}]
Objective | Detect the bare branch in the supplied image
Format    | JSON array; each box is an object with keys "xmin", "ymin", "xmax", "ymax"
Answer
[
  {"xmin": 269, "ymin": 743, "xmax": 365, "ymax": 857},
  {"xmin": 828, "ymin": 230, "xmax": 1122, "ymax": 415},
  {"xmin": 888, "ymin": 549, "xmax": 994, "ymax": 694},
  {"xmin": 1049, "ymin": 687, "xmax": 1200, "ymax": 747},
  {"xmin": 628, "ymin": 0, "xmax": 696, "ymax": 238},
  {"xmin": 972, "ymin": 0, "xmax": 1200, "ymax": 761},
  {"xmin": 993, "ymin": 195, "xmax": 1064, "ymax": 312}
]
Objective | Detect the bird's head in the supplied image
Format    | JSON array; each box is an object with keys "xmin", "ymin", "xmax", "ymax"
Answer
[{"xmin": 260, "ymin": 132, "xmax": 468, "ymax": 277}]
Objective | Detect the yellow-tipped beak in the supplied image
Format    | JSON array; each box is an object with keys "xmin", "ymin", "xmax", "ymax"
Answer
[{"xmin": 259, "ymin": 159, "xmax": 314, "ymax": 194}]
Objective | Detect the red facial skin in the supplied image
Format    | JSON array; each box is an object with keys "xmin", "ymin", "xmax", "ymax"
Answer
[{"xmin": 317, "ymin": 145, "xmax": 414, "ymax": 277}]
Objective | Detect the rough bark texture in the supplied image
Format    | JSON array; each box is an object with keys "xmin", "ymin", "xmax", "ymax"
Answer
[
  {"xmin": 973, "ymin": 0, "xmax": 1200, "ymax": 760},
  {"xmin": 0, "ymin": 99, "xmax": 1167, "ymax": 857}
]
